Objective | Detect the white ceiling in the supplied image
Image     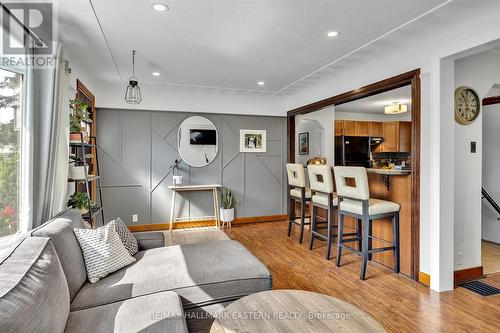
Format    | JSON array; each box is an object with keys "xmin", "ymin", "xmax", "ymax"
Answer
[
  {"xmin": 335, "ymin": 85, "xmax": 411, "ymax": 115},
  {"xmin": 58, "ymin": 0, "xmax": 449, "ymax": 92}
]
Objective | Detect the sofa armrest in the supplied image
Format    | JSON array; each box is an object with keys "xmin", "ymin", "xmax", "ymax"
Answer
[{"xmin": 133, "ymin": 232, "xmax": 165, "ymax": 250}]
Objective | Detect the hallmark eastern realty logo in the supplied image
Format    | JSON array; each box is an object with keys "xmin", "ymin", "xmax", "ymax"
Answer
[{"xmin": 1, "ymin": 2, "xmax": 56, "ymax": 67}]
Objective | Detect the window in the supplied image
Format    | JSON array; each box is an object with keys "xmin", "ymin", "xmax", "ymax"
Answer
[{"xmin": 0, "ymin": 68, "xmax": 23, "ymax": 238}]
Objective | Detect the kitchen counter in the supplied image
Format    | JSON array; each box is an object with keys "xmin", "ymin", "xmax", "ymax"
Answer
[{"xmin": 367, "ymin": 168, "xmax": 411, "ymax": 176}]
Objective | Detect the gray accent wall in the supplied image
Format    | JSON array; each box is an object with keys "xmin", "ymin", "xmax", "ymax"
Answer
[{"xmin": 96, "ymin": 108, "xmax": 287, "ymax": 225}]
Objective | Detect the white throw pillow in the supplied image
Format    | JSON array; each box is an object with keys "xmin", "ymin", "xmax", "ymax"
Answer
[
  {"xmin": 112, "ymin": 217, "xmax": 138, "ymax": 256},
  {"xmin": 74, "ymin": 221, "xmax": 136, "ymax": 283}
]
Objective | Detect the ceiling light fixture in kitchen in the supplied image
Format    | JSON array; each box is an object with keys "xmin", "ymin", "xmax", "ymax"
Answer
[{"xmin": 384, "ymin": 102, "xmax": 408, "ymax": 114}]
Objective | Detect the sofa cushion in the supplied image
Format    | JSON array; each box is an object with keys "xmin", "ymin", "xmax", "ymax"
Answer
[
  {"xmin": 133, "ymin": 231, "xmax": 165, "ymax": 250},
  {"xmin": 74, "ymin": 220, "xmax": 136, "ymax": 283},
  {"xmin": 0, "ymin": 237, "xmax": 70, "ymax": 333},
  {"xmin": 113, "ymin": 217, "xmax": 138, "ymax": 255},
  {"xmin": 65, "ymin": 291, "xmax": 187, "ymax": 333},
  {"xmin": 31, "ymin": 209, "xmax": 88, "ymax": 300},
  {"xmin": 71, "ymin": 240, "xmax": 272, "ymax": 311}
]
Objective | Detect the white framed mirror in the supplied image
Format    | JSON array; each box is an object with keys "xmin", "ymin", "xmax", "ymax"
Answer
[{"xmin": 178, "ymin": 116, "xmax": 218, "ymax": 167}]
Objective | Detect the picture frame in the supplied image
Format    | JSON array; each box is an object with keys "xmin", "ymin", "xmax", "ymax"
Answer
[
  {"xmin": 240, "ymin": 129, "xmax": 267, "ymax": 153},
  {"xmin": 298, "ymin": 132, "xmax": 309, "ymax": 155}
]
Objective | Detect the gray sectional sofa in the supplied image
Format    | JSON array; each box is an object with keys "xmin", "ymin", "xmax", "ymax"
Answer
[{"xmin": 0, "ymin": 209, "xmax": 272, "ymax": 333}]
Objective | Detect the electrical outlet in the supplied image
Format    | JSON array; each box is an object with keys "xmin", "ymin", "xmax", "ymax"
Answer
[
  {"xmin": 456, "ymin": 251, "xmax": 463, "ymax": 266},
  {"xmin": 132, "ymin": 214, "xmax": 138, "ymax": 223}
]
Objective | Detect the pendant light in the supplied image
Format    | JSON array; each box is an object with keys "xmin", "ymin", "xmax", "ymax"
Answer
[{"xmin": 125, "ymin": 50, "xmax": 142, "ymax": 104}]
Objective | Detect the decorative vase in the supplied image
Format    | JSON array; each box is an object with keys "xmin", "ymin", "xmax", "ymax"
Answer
[
  {"xmin": 173, "ymin": 175, "xmax": 183, "ymax": 186},
  {"xmin": 220, "ymin": 208, "xmax": 234, "ymax": 228},
  {"xmin": 70, "ymin": 132, "xmax": 82, "ymax": 143},
  {"xmin": 70, "ymin": 166, "xmax": 89, "ymax": 180}
]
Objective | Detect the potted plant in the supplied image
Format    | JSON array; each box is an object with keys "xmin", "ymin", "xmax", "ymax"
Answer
[
  {"xmin": 220, "ymin": 188, "xmax": 237, "ymax": 228},
  {"xmin": 67, "ymin": 192, "xmax": 95, "ymax": 214},
  {"xmin": 69, "ymin": 156, "xmax": 88, "ymax": 180},
  {"xmin": 69, "ymin": 99, "xmax": 89, "ymax": 143}
]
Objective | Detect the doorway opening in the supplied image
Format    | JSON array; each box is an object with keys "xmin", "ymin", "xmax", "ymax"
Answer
[{"xmin": 287, "ymin": 69, "xmax": 421, "ymax": 281}]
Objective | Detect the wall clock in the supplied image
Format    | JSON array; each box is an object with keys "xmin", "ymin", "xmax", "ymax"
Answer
[{"xmin": 455, "ymin": 86, "xmax": 480, "ymax": 125}]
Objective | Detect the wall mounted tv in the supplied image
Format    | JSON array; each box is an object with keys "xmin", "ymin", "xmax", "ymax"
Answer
[{"xmin": 190, "ymin": 129, "xmax": 216, "ymax": 145}]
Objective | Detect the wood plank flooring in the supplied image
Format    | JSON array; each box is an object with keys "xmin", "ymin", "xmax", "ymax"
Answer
[
  {"xmin": 482, "ymin": 240, "xmax": 500, "ymax": 275},
  {"xmin": 224, "ymin": 221, "xmax": 500, "ymax": 333}
]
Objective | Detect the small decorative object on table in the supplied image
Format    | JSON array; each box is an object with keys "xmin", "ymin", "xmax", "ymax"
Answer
[
  {"xmin": 67, "ymin": 192, "xmax": 96, "ymax": 214},
  {"xmin": 220, "ymin": 188, "xmax": 237, "ymax": 228},
  {"xmin": 170, "ymin": 159, "xmax": 183, "ymax": 186}
]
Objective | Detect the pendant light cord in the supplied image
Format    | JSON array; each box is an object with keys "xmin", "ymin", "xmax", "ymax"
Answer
[{"xmin": 132, "ymin": 50, "xmax": 136, "ymax": 77}]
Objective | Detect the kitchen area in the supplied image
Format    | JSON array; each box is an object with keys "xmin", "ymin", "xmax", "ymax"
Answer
[{"xmin": 294, "ymin": 84, "xmax": 416, "ymax": 278}]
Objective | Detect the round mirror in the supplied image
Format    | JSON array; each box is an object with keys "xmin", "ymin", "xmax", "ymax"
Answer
[{"xmin": 178, "ymin": 116, "xmax": 218, "ymax": 167}]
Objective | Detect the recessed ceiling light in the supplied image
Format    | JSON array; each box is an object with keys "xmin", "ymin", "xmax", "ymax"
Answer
[
  {"xmin": 152, "ymin": 2, "xmax": 169, "ymax": 12},
  {"xmin": 326, "ymin": 31, "xmax": 340, "ymax": 38},
  {"xmin": 257, "ymin": 81, "xmax": 265, "ymax": 86},
  {"xmin": 152, "ymin": 72, "xmax": 161, "ymax": 76}
]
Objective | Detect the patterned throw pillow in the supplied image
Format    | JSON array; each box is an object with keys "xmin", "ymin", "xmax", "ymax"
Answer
[
  {"xmin": 74, "ymin": 221, "xmax": 136, "ymax": 283},
  {"xmin": 112, "ymin": 217, "xmax": 138, "ymax": 256}
]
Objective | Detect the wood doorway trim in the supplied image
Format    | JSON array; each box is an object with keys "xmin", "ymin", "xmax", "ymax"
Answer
[
  {"xmin": 286, "ymin": 69, "xmax": 421, "ymax": 281},
  {"xmin": 483, "ymin": 95, "xmax": 500, "ymax": 106}
]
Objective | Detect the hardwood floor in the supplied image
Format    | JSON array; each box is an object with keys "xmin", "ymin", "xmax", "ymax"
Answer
[
  {"xmin": 482, "ymin": 240, "xmax": 500, "ymax": 275},
  {"xmin": 224, "ymin": 221, "xmax": 500, "ymax": 333}
]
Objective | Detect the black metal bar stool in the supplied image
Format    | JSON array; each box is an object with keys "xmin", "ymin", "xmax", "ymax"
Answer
[
  {"xmin": 306, "ymin": 164, "xmax": 339, "ymax": 260},
  {"xmin": 333, "ymin": 166, "xmax": 400, "ymax": 280},
  {"xmin": 286, "ymin": 163, "xmax": 311, "ymax": 243}
]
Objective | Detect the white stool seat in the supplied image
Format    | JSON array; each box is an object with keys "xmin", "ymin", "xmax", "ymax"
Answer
[
  {"xmin": 340, "ymin": 198, "xmax": 400, "ymax": 216},
  {"xmin": 290, "ymin": 187, "xmax": 312, "ymax": 199},
  {"xmin": 312, "ymin": 192, "xmax": 338, "ymax": 207}
]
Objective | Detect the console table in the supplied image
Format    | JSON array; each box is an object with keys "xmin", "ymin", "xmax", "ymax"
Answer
[
  {"xmin": 210, "ymin": 290, "xmax": 386, "ymax": 333},
  {"xmin": 168, "ymin": 184, "xmax": 222, "ymax": 231}
]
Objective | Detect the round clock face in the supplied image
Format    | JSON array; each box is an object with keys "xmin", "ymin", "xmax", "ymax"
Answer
[{"xmin": 455, "ymin": 86, "xmax": 480, "ymax": 125}]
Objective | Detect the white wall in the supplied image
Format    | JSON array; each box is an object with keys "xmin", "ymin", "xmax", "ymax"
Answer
[
  {"xmin": 295, "ymin": 107, "xmax": 334, "ymax": 165},
  {"xmin": 482, "ymin": 103, "xmax": 500, "ymax": 244},
  {"xmin": 282, "ymin": 0, "xmax": 500, "ymax": 291},
  {"xmin": 454, "ymin": 50, "xmax": 500, "ymax": 270}
]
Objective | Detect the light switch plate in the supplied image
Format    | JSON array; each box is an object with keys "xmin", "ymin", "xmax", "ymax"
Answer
[{"xmin": 132, "ymin": 214, "xmax": 138, "ymax": 223}]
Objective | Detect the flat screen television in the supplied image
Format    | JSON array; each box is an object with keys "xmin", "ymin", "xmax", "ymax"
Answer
[{"xmin": 190, "ymin": 129, "xmax": 216, "ymax": 145}]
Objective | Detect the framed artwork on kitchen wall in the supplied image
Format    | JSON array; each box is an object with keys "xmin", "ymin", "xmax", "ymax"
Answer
[{"xmin": 298, "ymin": 132, "xmax": 309, "ymax": 155}]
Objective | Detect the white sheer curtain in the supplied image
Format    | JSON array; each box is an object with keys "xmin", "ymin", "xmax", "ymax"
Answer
[{"xmin": 31, "ymin": 43, "xmax": 70, "ymax": 227}]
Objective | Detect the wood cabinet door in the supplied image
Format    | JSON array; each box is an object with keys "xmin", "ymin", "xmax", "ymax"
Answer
[
  {"xmin": 343, "ymin": 121, "xmax": 356, "ymax": 136},
  {"xmin": 334, "ymin": 121, "xmax": 343, "ymax": 136},
  {"xmin": 398, "ymin": 121, "xmax": 412, "ymax": 152},
  {"xmin": 381, "ymin": 122, "xmax": 399, "ymax": 152},
  {"xmin": 354, "ymin": 121, "xmax": 369, "ymax": 136},
  {"xmin": 369, "ymin": 122, "xmax": 383, "ymax": 137}
]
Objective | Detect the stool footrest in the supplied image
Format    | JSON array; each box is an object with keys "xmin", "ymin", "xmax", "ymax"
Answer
[
  {"xmin": 368, "ymin": 246, "xmax": 395, "ymax": 254},
  {"xmin": 340, "ymin": 244, "xmax": 362, "ymax": 256},
  {"xmin": 368, "ymin": 235, "xmax": 394, "ymax": 245},
  {"xmin": 339, "ymin": 237, "xmax": 361, "ymax": 243}
]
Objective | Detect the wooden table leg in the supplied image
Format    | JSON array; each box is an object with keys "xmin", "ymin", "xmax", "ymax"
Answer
[
  {"xmin": 170, "ymin": 191, "xmax": 176, "ymax": 232},
  {"xmin": 213, "ymin": 187, "xmax": 220, "ymax": 228}
]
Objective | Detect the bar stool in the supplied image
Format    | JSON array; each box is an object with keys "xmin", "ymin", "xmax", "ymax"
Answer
[
  {"xmin": 307, "ymin": 164, "xmax": 338, "ymax": 260},
  {"xmin": 333, "ymin": 166, "xmax": 400, "ymax": 280},
  {"xmin": 286, "ymin": 163, "xmax": 311, "ymax": 243}
]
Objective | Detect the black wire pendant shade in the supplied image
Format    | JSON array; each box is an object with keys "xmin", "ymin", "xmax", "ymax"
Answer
[{"xmin": 125, "ymin": 50, "xmax": 142, "ymax": 104}]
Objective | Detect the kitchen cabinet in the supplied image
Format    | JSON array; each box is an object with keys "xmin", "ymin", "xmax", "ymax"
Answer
[
  {"xmin": 343, "ymin": 121, "xmax": 356, "ymax": 136},
  {"xmin": 354, "ymin": 121, "xmax": 370, "ymax": 136},
  {"xmin": 334, "ymin": 121, "xmax": 343, "ymax": 136},
  {"xmin": 368, "ymin": 122, "xmax": 383, "ymax": 137},
  {"xmin": 381, "ymin": 121, "xmax": 411, "ymax": 152}
]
